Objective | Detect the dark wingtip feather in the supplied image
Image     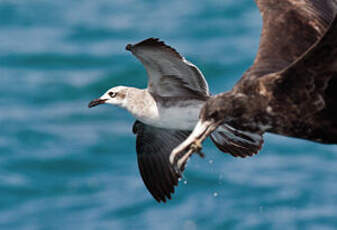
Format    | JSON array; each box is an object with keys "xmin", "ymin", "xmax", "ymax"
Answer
[
  {"xmin": 125, "ymin": 44, "xmax": 133, "ymax": 51},
  {"xmin": 126, "ymin": 37, "xmax": 183, "ymax": 59},
  {"xmin": 210, "ymin": 129, "xmax": 264, "ymax": 158},
  {"xmin": 133, "ymin": 121, "xmax": 190, "ymax": 203}
]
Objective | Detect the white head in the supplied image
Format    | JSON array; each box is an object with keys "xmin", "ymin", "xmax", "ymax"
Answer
[{"xmin": 88, "ymin": 86, "xmax": 129, "ymax": 108}]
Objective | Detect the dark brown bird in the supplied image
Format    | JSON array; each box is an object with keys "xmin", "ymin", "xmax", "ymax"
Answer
[{"xmin": 171, "ymin": 0, "xmax": 337, "ymax": 172}]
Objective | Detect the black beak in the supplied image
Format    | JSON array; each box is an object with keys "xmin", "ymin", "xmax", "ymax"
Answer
[{"xmin": 88, "ymin": 99, "xmax": 107, "ymax": 108}]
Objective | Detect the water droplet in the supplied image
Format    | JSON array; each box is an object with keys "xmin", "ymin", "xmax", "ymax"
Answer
[
  {"xmin": 259, "ymin": 206, "xmax": 264, "ymax": 212},
  {"xmin": 213, "ymin": 192, "xmax": 218, "ymax": 197},
  {"xmin": 183, "ymin": 220, "xmax": 197, "ymax": 230},
  {"xmin": 208, "ymin": 160, "xmax": 213, "ymax": 164},
  {"xmin": 183, "ymin": 180, "xmax": 188, "ymax": 184}
]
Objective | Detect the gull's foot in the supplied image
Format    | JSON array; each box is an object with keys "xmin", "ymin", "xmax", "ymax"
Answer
[
  {"xmin": 171, "ymin": 139, "xmax": 205, "ymax": 175},
  {"xmin": 190, "ymin": 140, "xmax": 204, "ymax": 158}
]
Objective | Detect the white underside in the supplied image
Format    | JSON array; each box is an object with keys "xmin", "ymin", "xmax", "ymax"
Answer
[
  {"xmin": 117, "ymin": 88, "xmax": 206, "ymax": 130},
  {"xmin": 133, "ymin": 101, "xmax": 204, "ymax": 130}
]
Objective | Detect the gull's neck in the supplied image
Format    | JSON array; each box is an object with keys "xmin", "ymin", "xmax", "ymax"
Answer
[{"xmin": 123, "ymin": 88, "xmax": 159, "ymax": 123}]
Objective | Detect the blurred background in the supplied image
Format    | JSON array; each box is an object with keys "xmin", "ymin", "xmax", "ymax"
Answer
[{"xmin": 1, "ymin": 0, "xmax": 337, "ymax": 229}]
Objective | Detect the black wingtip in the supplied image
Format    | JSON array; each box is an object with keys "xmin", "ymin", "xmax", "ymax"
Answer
[
  {"xmin": 125, "ymin": 38, "xmax": 183, "ymax": 59},
  {"xmin": 125, "ymin": 38, "xmax": 160, "ymax": 51},
  {"xmin": 125, "ymin": 44, "xmax": 133, "ymax": 51}
]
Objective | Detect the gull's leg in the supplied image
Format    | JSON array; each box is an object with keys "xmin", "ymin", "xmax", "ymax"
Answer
[
  {"xmin": 176, "ymin": 148, "xmax": 193, "ymax": 172},
  {"xmin": 169, "ymin": 128, "xmax": 201, "ymax": 165},
  {"xmin": 170, "ymin": 120, "xmax": 213, "ymax": 164},
  {"xmin": 170, "ymin": 119, "xmax": 220, "ymax": 173},
  {"xmin": 171, "ymin": 122, "xmax": 215, "ymax": 173},
  {"xmin": 176, "ymin": 142, "xmax": 205, "ymax": 171}
]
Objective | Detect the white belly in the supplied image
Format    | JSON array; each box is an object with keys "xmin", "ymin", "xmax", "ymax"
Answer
[
  {"xmin": 123, "ymin": 89, "xmax": 205, "ymax": 130},
  {"xmin": 136, "ymin": 102, "xmax": 204, "ymax": 130}
]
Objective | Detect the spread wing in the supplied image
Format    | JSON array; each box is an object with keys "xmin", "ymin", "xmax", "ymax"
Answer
[
  {"xmin": 271, "ymin": 11, "xmax": 337, "ymax": 118},
  {"xmin": 239, "ymin": 0, "xmax": 336, "ymax": 81},
  {"xmin": 132, "ymin": 121, "xmax": 190, "ymax": 203},
  {"xmin": 257, "ymin": 4, "xmax": 337, "ymax": 143},
  {"xmin": 126, "ymin": 38, "xmax": 209, "ymax": 99}
]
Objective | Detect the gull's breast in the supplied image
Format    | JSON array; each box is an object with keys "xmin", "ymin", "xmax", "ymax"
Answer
[
  {"xmin": 126, "ymin": 89, "xmax": 204, "ymax": 130},
  {"xmin": 145, "ymin": 101, "xmax": 204, "ymax": 130}
]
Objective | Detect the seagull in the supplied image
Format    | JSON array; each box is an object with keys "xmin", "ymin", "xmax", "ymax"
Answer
[
  {"xmin": 88, "ymin": 38, "xmax": 262, "ymax": 202},
  {"xmin": 171, "ymin": 0, "xmax": 337, "ymax": 170}
]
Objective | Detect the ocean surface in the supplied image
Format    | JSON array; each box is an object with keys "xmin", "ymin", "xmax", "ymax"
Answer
[{"xmin": 1, "ymin": 0, "xmax": 337, "ymax": 229}]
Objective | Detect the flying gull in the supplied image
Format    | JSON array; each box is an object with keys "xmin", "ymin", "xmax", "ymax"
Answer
[
  {"xmin": 88, "ymin": 38, "xmax": 261, "ymax": 202},
  {"xmin": 171, "ymin": 0, "xmax": 337, "ymax": 170}
]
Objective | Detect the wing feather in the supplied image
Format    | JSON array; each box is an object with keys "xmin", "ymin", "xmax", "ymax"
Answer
[
  {"xmin": 241, "ymin": 0, "xmax": 336, "ymax": 80},
  {"xmin": 271, "ymin": 11, "xmax": 337, "ymax": 116},
  {"xmin": 133, "ymin": 121, "xmax": 190, "ymax": 203},
  {"xmin": 126, "ymin": 38, "xmax": 209, "ymax": 97}
]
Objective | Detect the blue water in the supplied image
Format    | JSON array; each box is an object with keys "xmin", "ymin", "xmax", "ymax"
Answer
[{"xmin": 1, "ymin": 0, "xmax": 337, "ymax": 229}]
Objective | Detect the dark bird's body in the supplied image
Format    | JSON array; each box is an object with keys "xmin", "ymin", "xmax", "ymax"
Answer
[
  {"xmin": 172, "ymin": 0, "xmax": 337, "ymax": 170},
  {"xmin": 232, "ymin": 0, "xmax": 337, "ymax": 143}
]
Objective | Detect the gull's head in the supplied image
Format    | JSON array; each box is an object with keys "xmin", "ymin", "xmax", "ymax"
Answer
[{"xmin": 88, "ymin": 86, "xmax": 129, "ymax": 108}]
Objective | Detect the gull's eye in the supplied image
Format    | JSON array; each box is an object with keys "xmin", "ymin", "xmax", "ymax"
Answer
[{"xmin": 109, "ymin": 92, "xmax": 117, "ymax": 98}]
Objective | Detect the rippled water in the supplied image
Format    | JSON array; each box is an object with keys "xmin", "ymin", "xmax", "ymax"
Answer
[{"xmin": 1, "ymin": 0, "xmax": 337, "ymax": 229}]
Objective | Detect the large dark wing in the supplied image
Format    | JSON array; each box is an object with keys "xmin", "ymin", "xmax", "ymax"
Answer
[
  {"xmin": 259, "ymin": 10, "xmax": 337, "ymax": 143},
  {"xmin": 126, "ymin": 38, "xmax": 209, "ymax": 98},
  {"xmin": 241, "ymin": 0, "xmax": 336, "ymax": 80},
  {"xmin": 132, "ymin": 121, "xmax": 190, "ymax": 203},
  {"xmin": 271, "ymin": 12, "xmax": 337, "ymax": 118}
]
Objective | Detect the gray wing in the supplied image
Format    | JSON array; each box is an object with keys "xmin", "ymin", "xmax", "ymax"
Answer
[
  {"xmin": 239, "ymin": 0, "xmax": 336, "ymax": 81},
  {"xmin": 126, "ymin": 38, "xmax": 209, "ymax": 98},
  {"xmin": 132, "ymin": 121, "xmax": 190, "ymax": 203}
]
